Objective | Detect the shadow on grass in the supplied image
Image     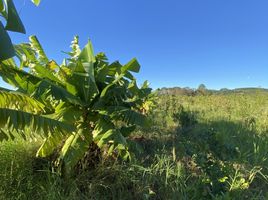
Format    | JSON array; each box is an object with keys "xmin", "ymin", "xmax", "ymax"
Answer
[{"xmin": 132, "ymin": 119, "xmax": 268, "ymax": 199}]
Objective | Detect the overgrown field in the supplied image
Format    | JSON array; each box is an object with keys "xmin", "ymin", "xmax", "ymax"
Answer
[{"xmin": 1, "ymin": 91, "xmax": 268, "ymax": 199}]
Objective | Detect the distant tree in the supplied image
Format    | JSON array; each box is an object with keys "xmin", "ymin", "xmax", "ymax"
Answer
[
  {"xmin": 198, "ymin": 84, "xmax": 207, "ymax": 90},
  {"xmin": 220, "ymin": 88, "xmax": 229, "ymax": 94},
  {"xmin": 196, "ymin": 84, "xmax": 207, "ymax": 95}
]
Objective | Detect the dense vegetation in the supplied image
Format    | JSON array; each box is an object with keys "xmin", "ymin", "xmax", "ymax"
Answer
[
  {"xmin": 0, "ymin": 35, "xmax": 153, "ymax": 177},
  {"xmin": 1, "ymin": 1, "xmax": 268, "ymax": 199},
  {"xmin": 1, "ymin": 90, "xmax": 268, "ymax": 199}
]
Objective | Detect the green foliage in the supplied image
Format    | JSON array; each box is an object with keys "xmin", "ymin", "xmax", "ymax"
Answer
[
  {"xmin": 0, "ymin": 36, "xmax": 152, "ymax": 175},
  {"xmin": 173, "ymin": 105, "xmax": 198, "ymax": 130},
  {"xmin": 1, "ymin": 91, "xmax": 268, "ymax": 199},
  {"xmin": 0, "ymin": 21, "xmax": 14, "ymax": 61},
  {"xmin": 0, "ymin": 0, "xmax": 41, "ymax": 61},
  {"xmin": 196, "ymin": 83, "xmax": 209, "ymax": 95},
  {"xmin": 148, "ymin": 93, "xmax": 268, "ymax": 199}
]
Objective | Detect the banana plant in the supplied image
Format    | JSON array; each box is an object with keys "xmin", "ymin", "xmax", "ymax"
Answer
[
  {"xmin": 0, "ymin": 36, "xmax": 152, "ymax": 175},
  {"xmin": 0, "ymin": 0, "xmax": 41, "ymax": 61}
]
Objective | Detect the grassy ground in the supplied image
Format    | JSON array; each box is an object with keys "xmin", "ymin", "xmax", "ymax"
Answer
[{"xmin": 1, "ymin": 92, "xmax": 268, "ymax": 199}]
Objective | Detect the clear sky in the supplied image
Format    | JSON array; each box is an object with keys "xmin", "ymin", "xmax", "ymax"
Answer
[{"xmin": 2, "ymin": 0, "xmax": 268, "ymax": 90}]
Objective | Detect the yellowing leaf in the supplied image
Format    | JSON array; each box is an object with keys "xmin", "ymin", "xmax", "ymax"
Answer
[
  {"xmin": 47, "ymin": 60, "xmax": 59, "ymax": 70},
  {"xmin": 31, "ymin": 0, "xmax": 41, "ymax": 6},
  {"xmin": 0, "ymin": 0, "xmax": 4, "ymax": 12}
]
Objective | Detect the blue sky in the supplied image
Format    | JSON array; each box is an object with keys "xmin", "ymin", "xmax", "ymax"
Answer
[{"xmin": 2, "ymin": 0, "xmax": 268, "ymax": 89}]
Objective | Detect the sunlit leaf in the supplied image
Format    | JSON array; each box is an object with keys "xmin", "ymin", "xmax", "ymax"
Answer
[
  {"xmin": 122, "ymin": 58, "xmax": 140, "ymax": 73},
  {"xmin": 31, "ymin": 0, "xmax": 41, "ymax": 6}
]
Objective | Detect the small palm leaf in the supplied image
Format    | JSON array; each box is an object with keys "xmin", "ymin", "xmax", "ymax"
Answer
[
  {"xmin": 120, "ymin": 109, "xmax": 149, "ymax": 127},
  {"xmin": 29, "ymin": 35, "xmax": 49, "ymax": 64},
  {"xmin": 0, "ymin": 90, "xmax": 45, "ymax": 114},
  {"xmin": 93, "ymin": 117, "xmax": 114, "ymax": 141},
  {"xmin": 122, "ymin": 58, "xmax": 140, "ymax": 73},
  {"xmin": 67, "ymin": 40, "xmax": 99, "ymax": 104},
  {"xmin": 50, "ymin": 103, "xmax": 83, "ymax": 125},
  {"xmin": 102, "ymin": 106, "xmax": 149, "ymax": 127},
  {"xmin": 33, "ymin": 64, "xmax": 62, "ymax": 85},
  {"xmin": 37, "ymin": 134, "xmax": 65, "ymax": 157},
  {"xmin": 59, "ymin": 127, "xmax": 92, "ymax": 175},
  {"xmin": 0, "ymin": 64, "xmax": 83, "ymax": 106},
  {"xmin": 0, "ymin": 108, "xmax": 75, "ymax": 138},
  {"xmin": 0, "ymin": 63, "xmax": 44, "ymax": 93},
  {"xmin": 14, "ymin": 43, "xmax": 37, "ymax": 68}
]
